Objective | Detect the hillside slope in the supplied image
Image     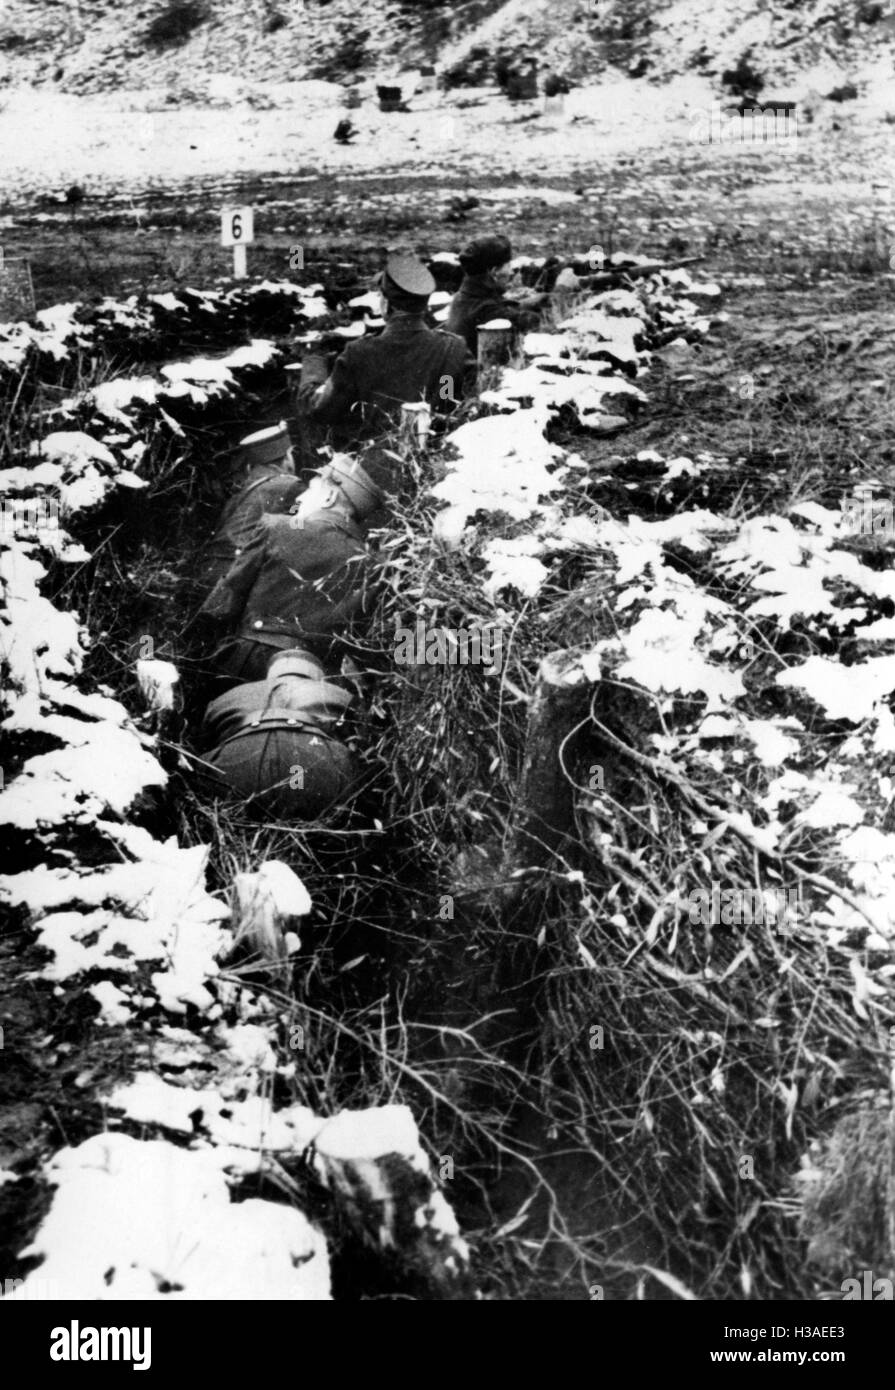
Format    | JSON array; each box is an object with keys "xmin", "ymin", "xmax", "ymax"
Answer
[{"xmin": 0, "ymin": 0, "xmax": 893, "ymax": 97}]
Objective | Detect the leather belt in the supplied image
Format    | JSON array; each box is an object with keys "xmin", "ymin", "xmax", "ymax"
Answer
[
  {"xmin": 210, "ymin": 714, "xmax": 341, "ymax": 757},
  {"xmin": 236, "ymin": 625, "xmax": 305, "ymax": 648}
]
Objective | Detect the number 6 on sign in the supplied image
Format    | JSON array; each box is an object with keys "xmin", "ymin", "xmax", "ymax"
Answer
[
  {"xmin": 221, "ymin": 206, "xmax": 254, "ymax": 279},
  {"xmin": 221, "ymin": 207, "xmax": 254, "ymax": 245}
]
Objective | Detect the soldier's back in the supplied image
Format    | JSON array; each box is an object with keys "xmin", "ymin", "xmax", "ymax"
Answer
[
  {"xmin": 328, "ymin": 319, "xmax": 468, "ymax": 436},
  {"xmin": 198, "ymin": 472, "xmax": 304, "ymax": 588}
]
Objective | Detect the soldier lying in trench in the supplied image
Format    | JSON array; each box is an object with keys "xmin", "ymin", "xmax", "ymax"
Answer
[
  {"xmin": 194, "ymin": 422, "xmax": 304, "ymax": 591},
  {"xmin": 199, "ymin": 646, "xmax": 359, "ymax": 819},
  {"xmin": 197, "ymin": 454, "xmax": 391, "ymax": 688}
]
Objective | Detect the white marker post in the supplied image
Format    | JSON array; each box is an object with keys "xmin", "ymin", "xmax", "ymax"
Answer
[
  {"xmin": 0, "ymin": 248, "xmax": 36, "ymax": 321},
  {"xmin": 221, "ymin": 206, "xmax": 254, "ymax": 279}
]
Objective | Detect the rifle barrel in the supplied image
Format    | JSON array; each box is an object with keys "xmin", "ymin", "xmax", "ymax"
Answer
[{"xmin": 579, "ymin": 255, "xmax": 704, "ymax": 291}]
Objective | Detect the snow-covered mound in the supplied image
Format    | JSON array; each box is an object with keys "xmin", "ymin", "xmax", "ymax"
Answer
[{"xmin": 429, "ymin": 258, "xmax": 895, "ymax": 980}]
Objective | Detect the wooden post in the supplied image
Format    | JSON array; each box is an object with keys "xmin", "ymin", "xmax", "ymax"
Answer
[
  {"xmin": 0, "ymin": 252, "xmax": 36, "ymax": 321},
  {"xmin": 504, "ymin": 649, "xmax": 598, "ymax": 878},
  {"xmin": 477, "ymin": 318, "xmax": 513, "ymax": 368},
  {"xmin": 400, "ymin": 401, "xmax": 432, "ymax": 449}
]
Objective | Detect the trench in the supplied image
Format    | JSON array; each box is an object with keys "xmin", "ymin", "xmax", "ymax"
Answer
[
  {"xmin": 5, "ymin": 257, "xmax": 833, "ymax": 1300},
  {"xmin": 20, "ymin": 327, "xmax": 678, "ymax": 1299}
]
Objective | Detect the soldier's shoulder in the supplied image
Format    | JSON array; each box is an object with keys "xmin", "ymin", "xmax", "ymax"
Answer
[
  {"xmin": 339, "ymin": 335, "xmax": 376, "ymax": 362},
  {"xmin": 261, "ymin": 511, "xmax": 300, "ymax": 540},
  {"xmin": 262, "ymin": 472, "xmax": 303, "ymax": 492},
  {"xmin": 206, "ymin": 680, "xmax": 259, "ymax": 717},
  {"xmin": 437, "ymin": 328, "xmax": 467, "ymax": 350},
  {"xmin": 439, "ymin": 328, "xmax": 471, "ymax": 362},
  {"xmin": 254, "ymin": 479, "xmax": 300, "ymax": 508}
]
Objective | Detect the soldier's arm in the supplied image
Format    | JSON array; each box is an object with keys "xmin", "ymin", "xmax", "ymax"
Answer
[
  {"xmin": 306, "ymin": 348, "xmax": 361, "ymax": 426},
  {"xmin": 458, "ymin": 344, "xmax": 478, "ymax": 399},
  {"xmin": 501, "ymin": 297, "xmax": 545, "ymax": 332},
  {"xmin": 321, "ymin": 547, "xmax": 371, "ymax": 628},
  {"xmin": 462, "ymin": 295, "xmax": 536, "ymax": 347},
  {"xmin": 295, "ymin": 352, "xmax": 333, "ymax": 409},
  {"xmin": 434, "ymin": 338, "xmax": 477, "ymax": 412},
  {"xmin": 199, "ymin": 526, "xmax": 267, "ymax": 624}
]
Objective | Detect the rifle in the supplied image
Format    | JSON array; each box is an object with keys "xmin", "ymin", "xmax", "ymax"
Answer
[
  {"xmin": 526, "ymin": 253, "xmax": 705, "ymax": 294},
  {"xmin": 573, "ymin": 254, "xmax": 706, "ymax": 293}
]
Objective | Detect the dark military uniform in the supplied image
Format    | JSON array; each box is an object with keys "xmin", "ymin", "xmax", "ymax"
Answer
[
  {"xmin": 201, "ymin": 667, "xmax": 357, "ymax": 818},
  {"xmin": 304, "ymin": 315, "xmax": 472, "ymax": 443},
  {"xmin": 196, "ymin": 469, "xmax": 305, "ymax": 590},
  {"xmin": 200, "ymin": 510, "xmax": 369, "ymax": 684},
  {"xmin": 444, "ymin": 274, "xmax": 541, "ymax": 354}
]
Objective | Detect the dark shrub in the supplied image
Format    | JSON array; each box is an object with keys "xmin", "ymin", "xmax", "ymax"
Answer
[
  {"xmin": 146, "ymin": 1, "xmax": 209, "ymax": 50},
  {"xmin": 443, "ymin": 44, "xmax": 494, "ymax": 89},
  {"xmin": 311, "ymin": 28, "xmax": 371, "ymax": 80},
  {"xmin": 543, "ymin": 73, "xmax": 571, "ymax": 97},
  {"xmin": 827, "ymin": 83, "xmax": 858, "ymax": 102},
  {"xmin": 722, "ymin": 51, "xmax": 765, "ymax": 98},
  {"xmin": 495, "ymin": 52, "xmax": 513, "ymax": 88}
]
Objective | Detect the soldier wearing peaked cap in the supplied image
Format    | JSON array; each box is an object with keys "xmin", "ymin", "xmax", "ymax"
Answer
[
  {"xmin": 198, "ymin": 454, "xmax": 390, "ymax": 687},
  {"xmin": 195, "ymin": 423, "xmax": 304, "ymax": 591},
  {"xmin": 445, "ymin": 234, "xmax": 548, "ymax": 353},
  {"xmin": 299, "ymin": 253, "xmax": 475, "ymax": 444}
]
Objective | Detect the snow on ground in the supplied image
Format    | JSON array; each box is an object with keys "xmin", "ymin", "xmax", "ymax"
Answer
[
  {"xmin": 10, "ymin": 1133, "xmax": 331, "ymax": 1301},
  {"xmin": 4, "ymin": 238, "xmax": 895, "ymax": 1294},
  {"xmin": 431, "ymin": 263, "xmax": 717, "ymax": 565},
  {"xmin": 0, "ymin": 79, "xmax": 715, "ymax": 198},
  {"xmin": 426, "ymin": 267, "xmax": 895, "ymax": 959},
  {"xmin": 2, "ymin": 62, "xmax": 891, "ymax": 207}
]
